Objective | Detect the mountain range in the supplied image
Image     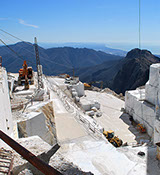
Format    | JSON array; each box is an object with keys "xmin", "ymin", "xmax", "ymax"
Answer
[
  {"xmin": 0, "ymin": 42, "xmax": 122, "ymax": 75},
  {"xmin": 74, "ymin": 48, "xmax": 160, "ymax": 94},
  {"xmin": 39, "ymin": 43, "xmax": 127, "ymax": 56},
  {"xmin": 0, "ymin": 42, "xmax": 159, "ymax": 94}
]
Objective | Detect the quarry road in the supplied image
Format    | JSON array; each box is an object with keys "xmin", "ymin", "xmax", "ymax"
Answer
[
  {"xmin": 47, "ymin": 78, "xmax": 91, "ymax": 144},
  {"xmin": 47, "ymin": 77, "xmax": 150, "ymax": 144}
]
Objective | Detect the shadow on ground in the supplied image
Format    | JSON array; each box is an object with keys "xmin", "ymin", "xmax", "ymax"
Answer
[
  {"xmin": 120, "ymin": 112, "xmax": 160, "ymax": 175},
  {"xmin": 120, "ymin": 112, "xmax": 150, "ymax": 144}
]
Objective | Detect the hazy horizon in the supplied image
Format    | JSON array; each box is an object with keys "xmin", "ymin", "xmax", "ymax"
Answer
[
  {"xmin": 38, "ymin": 42, "xmax": 160, "ymax": 54},
  {"xmin": 0, "ymin": 41, "xmax": 159, "ymax": 55}
]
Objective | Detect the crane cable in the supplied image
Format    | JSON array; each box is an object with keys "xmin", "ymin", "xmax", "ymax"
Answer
[
  {"xmin": 139, "ymin": 0, "xmax": 141, "ymax": 49},
  {"xmin": 138, "ymin": 0, "xmax": 145, "ymax": 128},
  {"xmin": 0, "ymin": 28, "xmax": 33, "ymax": 46},
  {"xmin": 0, "ymin": 38, "xmax": 36, "ymax": 66},
  {"xmin": 0, "ymin": 38, "xmax": 26, "ymax": 62},
  {"xmin": 0, "ymin": 32, "xmax": 36, "ymax": 58},
  {"xmin": 0, "ymin": 29, "xmax": 74, "ymax": 69}
]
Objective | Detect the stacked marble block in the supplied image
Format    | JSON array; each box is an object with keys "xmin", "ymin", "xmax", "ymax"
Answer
[
  {"xmin": 125, "ymin": 89, "xmax": 155, "ymax": 138},
  {"xmin": 145, "ymin": 64, "xmax": 160, "ymax": 143},
  {"xmin": 145, "ymin": 64, "xmax": 160, "ymax": 105},
  {"xmin": 125, "ymin": 64, "xmax": 160, "ymax": 142}
]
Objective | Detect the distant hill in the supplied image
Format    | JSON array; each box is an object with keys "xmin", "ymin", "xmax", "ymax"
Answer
[
  {"xmin": 39, "ymin": 43, "xmax": 127, "ymax": 56},
  {"xmin": 77, "ymin": 48, "xmax": 160, "ymax": 94},
  {"xmin": 0, "ymin": 42, "xmax": 49, "ymax": 73},
  {"xmin": 68, "ymin": 59, "xmax": 120, "ymax": 84},
  {"xmin": 45, "ymin": 47, "xmax": 123, "ymax": 74},
  {"xmin": 0, "ymin": 42, "xmax": 122, "ymax": 75}
]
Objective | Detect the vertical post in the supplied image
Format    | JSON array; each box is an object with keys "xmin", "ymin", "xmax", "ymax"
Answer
[
  {"xmin": 73, "ymin": 68, "xmax": 75, "ymax": 78},
  {"xmin": 0, "ymin": 130, "xmax": 62, "ymax": 175},
  {"xmin": 34, "ymin": 37, "xmax": 43, "ymax": 89},
  {"xmin": 0, "ymin": 56, "xmax": 2, "ymax": 67}
]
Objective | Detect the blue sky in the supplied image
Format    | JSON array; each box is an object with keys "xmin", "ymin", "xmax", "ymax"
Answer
[{"xmin": 0, "ymin": 0, "xmax": 160, "ymax": 53}]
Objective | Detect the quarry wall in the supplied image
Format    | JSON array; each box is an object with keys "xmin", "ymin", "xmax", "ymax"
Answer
[
  {"xmin": 125, "ymin": 91, "xmax": 155, "ymax": 138},
  {"xmin": 154, "ymin": 115, "xmax": 160, "ymax": 143},
  {"xmin": 0, "ymin": 67, "xmax": 14, "ymax": 147},
  {"xmin": 125, "ymin": 64, "xmax": 160, "ymax": 143}
]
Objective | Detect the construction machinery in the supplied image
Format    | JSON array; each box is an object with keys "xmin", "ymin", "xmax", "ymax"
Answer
[
  {"xmin": 110, "ymin": 136, "xmax": 123, "ymax": 148},
  {"xmin": 84, "ymin": 81, "xmax": 103, "ymax": 90},
  {"xmin": 84, "ymin": 83, "xmax": 91, "ymax": 89},
  {"xmin": 103, "ymin": 130, "xmax": 123, "ymax": 147},
  {"xmin": 18, "ymin": 60, "xmax": 34, "ymax": 89},
  {"xmin": 59, "ymin": 74, "xmax": 70, "ymax": 78},
  {"xmin": 137, "ymin": 123, "xmax": 146, "ymax": 133},
  {"xmin": 130, "ymin": 116, "xmax": 146, "ymax": 133},
  {"xmin": 103, "ymin": 130, "xmax": 115, "ymax": 141}
]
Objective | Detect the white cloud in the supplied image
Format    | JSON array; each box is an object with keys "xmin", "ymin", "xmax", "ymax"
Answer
[{"xmin": 18, "ymin": 19, "xmax": 39, "ymax": 28}]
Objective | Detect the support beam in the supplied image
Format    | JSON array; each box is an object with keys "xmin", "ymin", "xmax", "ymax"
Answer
[{"xmin": 0, "ymin": 130, "xmax": 62, "ymax": 175}]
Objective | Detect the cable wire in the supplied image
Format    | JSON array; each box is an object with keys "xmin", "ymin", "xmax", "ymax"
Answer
[
  {"xmin": 139, "ymin": 0, "xmax": 141, "ymax": 49},
  {"xmin": 0, "ymin": 28, "xmax": 76, "ymax": 72},
  {"xmin": 0, "ymin": 37, "xmax": 73, "ymax": 74},
  {"xmin": 0, "ymin": 28, "xmax": 33, "ymax": 46},
  {"xmin": 0, "ymin": 32, "xmax": 36, "ymax": 57},
  {"xmin": 0, "ymin": 39, "xmax": 25, "ymax": 61}
]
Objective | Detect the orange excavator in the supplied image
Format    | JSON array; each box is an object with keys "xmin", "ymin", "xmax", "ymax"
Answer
[
  {"xmin": 84, "ymin": 81, "xmax": 103, "ymax": 90},
  {"xmin": 137, "ymin": 124, "xmax": 146, "ymax": 133},
  {"xmin": 18, "ymin": 61, "xmax": 34, "ymax": 89}
]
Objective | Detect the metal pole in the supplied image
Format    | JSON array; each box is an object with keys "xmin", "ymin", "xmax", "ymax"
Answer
[
  {"xmin": 0, "ymin": 130, "xmax": 62, "ymax": 175},
  {"xmin": 34, "ymin": 37, "xmax": 43, "ymax": 89},
  {"xmin": 0, "ymin": 56, "xmax": 2, "ymax": 67},
  {"xmin": 139, "ymin": 0, "xmax": 141, "ymax": 49}
]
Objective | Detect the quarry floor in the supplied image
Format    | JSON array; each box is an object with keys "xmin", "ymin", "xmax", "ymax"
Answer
[
  {"xmin": 7, "ymin": 76, "xmax": 160, "ymax": 175},
  {"xmin": 49, "ymin": 77, "xmax": 150, "ymax": 144},
  {"xmin": 83, "ymin": 90, "xmax": 150, "ymax": 144},
  {"xmin": 45, "ymin": 77, "xmax": 159, "ymax": 175}
]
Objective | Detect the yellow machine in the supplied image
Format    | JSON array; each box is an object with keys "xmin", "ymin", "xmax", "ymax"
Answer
[
  {"xmin": 103, "ymin": 130, "xmax": 115, "ymax": 141},
  {"xmin": 110, "ymin": 136, "xmax": 123, "ymax": 147},
  {"xmin": 103, "ymin": 130, "xmax": 123, "ymax": 147}
]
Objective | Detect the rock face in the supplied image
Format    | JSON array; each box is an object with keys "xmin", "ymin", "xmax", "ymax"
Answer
[
  {"xmin": 111, "ymin": 48, "xmax": 160, "ymax": 94},
  {"xmin": 76, "ymin": 48, "xmax": 160, "ymax": 95}
]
